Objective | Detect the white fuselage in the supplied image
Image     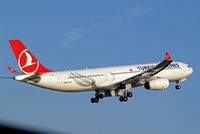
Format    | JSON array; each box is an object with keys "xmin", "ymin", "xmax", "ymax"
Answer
[{"xmin": 15, "ymin": 62, "xmax": 193, "ymax": 92}]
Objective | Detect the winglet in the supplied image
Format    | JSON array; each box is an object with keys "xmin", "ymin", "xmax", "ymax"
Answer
[
  {"xmin": 8, "ymin": 67, "xmax": 19, "ymax": 74},
  {"xmin": 165, "ymin": 52, "xmax": 171, "ymax": 60}
]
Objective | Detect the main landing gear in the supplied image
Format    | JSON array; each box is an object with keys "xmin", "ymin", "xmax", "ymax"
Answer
[
  {"xmin": 91, "ymin": 92, "xmax": 104, "ymax": 103},
  {"xmin": 119, "ymin": 92, "xmax": 133, "ymax": 102},
  {"xmin": 119, "ymin": 83, "xmax": 133, "ymax": 102},
  {"xmin": 175, "ymin": 80, "xmax": 181, "ymax": 90}
]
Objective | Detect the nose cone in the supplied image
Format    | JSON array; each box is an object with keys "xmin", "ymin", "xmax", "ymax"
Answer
[
  {"xmin": 189, "ymin": 67, "xmax": 193, "ymax": 75},
  {"xmin": 182, "ymin": 63, "xmax": 193, "ymax": 77},
  {"xmin": 185, "ymin": 66, "xmax": 193, "ymax": 77}
]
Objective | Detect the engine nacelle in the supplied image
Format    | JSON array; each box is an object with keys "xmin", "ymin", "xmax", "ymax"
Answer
[{"xmin": 144, "ymin": 78, "xmax": 169, "ymax": 90}]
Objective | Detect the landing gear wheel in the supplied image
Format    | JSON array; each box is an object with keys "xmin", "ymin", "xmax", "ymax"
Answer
[
  {"xmin": 119, "ymin": 96, "xmax": 124, "ymax": 102},
  {"xmin": 98, "ymin": 94, "xmax": 104, "ymax": 99},
  {"xmin": 94, "ymin": 98, "xmax": 99, "ymax": 103},
  {"xmin": 91, "ymin": 98, "xmax": 99, "ymax": 103},
  {"xmin": 124, "ymin": 96, "xmax": 128, "ymax": 102},
  {"xmin": 127, "ymin": 92, "xmax": 133, "ymax": 97},
  {"xmin": 175, "ymin": 85, "xmax": 181, "ymax": 90},
  {"xmin": 92, "ymin": 91, "xmax": 103, "ymax": 103},
  {"xmin": 95, "ymin": 93, "xmax": 99, "ymax": 98},
  {"xmin": 95, "ymin": 93, "xmax": 104, "ymax": 99},
  {"xmin": 91, "ymin": 98, "xmax": 96, "ymax": 103}
]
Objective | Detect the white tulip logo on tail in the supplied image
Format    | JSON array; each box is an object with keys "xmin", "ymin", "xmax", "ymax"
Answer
[{"xmin": 18, "ymin": 49, "xmax": 39, "ymax": 74}]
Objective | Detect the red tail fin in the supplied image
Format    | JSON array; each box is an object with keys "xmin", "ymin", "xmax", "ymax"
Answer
[{"xmin": 9, "ymin": 40, "xmax": 52, "ymax": 74}]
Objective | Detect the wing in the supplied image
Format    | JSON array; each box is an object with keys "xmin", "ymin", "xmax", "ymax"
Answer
[
  {"xmin": 100, "ymin": 52, "xmax": 173, "ymax": 90},
  {"xmin": 121, "ymin": 52, "xmax": 173, "ymax": 86}
]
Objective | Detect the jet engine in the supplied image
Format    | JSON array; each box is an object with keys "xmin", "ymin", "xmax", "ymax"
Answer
[{"xmin": 144, "ymin": 78, "xmax": 169, "ymax": 90}]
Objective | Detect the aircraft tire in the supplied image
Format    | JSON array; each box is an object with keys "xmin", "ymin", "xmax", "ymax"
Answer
[
  {"xmin": 127, "ymin": 92, "xmax": 133, "ymax": 97},
  {"xmin": 99, "ymin": 94, "xmax": 104, "ymax": 99},
  {"xmin": 91, "ymin": 98, "xmax": 96, "ymax": 103},
  {"xmin": 119, "ymin": 96, "xmax": 124, "ymax": 102},
  {"xmin": 124, "ymin": 96, "xmax": 128, "ymax": 102},
  {"xmin": 95, "ymin": 98, "xmax": 99, "ymax": 103},
  {"xmin": 175, "ymin": 85, "xmax": 181, "ymax": 90}
]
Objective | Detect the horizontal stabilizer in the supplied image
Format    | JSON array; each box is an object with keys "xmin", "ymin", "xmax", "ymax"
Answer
[{"xmin": 8, "ymin": 67, "xmax": 20, "ymax": 74}]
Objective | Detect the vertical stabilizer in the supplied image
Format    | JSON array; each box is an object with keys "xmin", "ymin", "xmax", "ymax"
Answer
[{"xmin": 9, "ymin": 40, "xmax": 52, "ymax": 74}]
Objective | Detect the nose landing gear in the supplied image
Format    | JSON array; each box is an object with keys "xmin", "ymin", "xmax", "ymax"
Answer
[{"xmin": 175, "ymin": 80, "xmax": 181, "ymax": 90}]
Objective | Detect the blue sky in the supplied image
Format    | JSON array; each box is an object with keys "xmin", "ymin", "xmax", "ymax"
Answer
[{"xmin": 0, "ymin": 0, "xmax": 200, "ymax": 133}]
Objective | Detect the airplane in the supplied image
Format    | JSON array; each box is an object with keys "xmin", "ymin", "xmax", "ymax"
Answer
[{"xmin": 6, "ymin": 40, "xmax": 193, "ymax": 103}]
